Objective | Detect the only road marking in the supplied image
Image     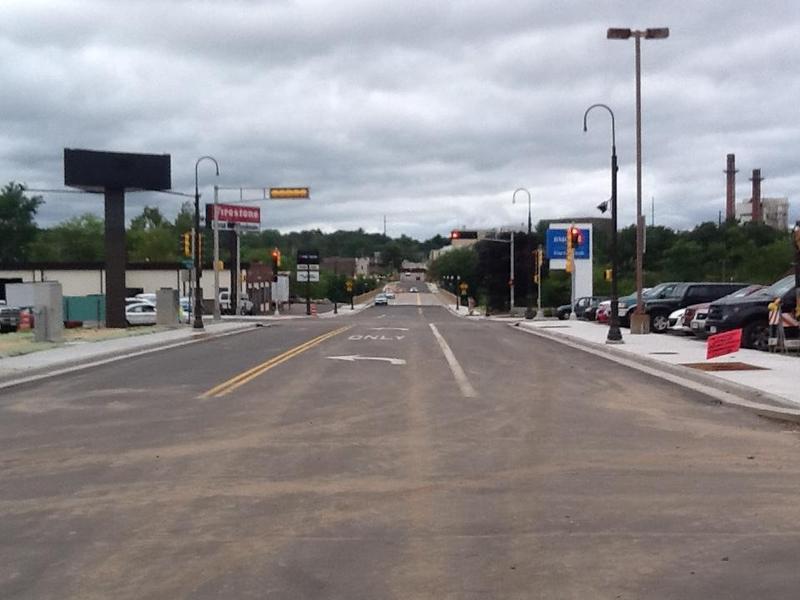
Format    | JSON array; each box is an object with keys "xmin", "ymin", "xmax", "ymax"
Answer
[{"xmin": 327, "ymin": 355, "xmax": 406, "ymax": 365}]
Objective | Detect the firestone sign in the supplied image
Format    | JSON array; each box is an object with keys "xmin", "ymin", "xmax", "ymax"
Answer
[{"xmin": 206, "ymin": 203, "xmax": 261, "ymax": 231}]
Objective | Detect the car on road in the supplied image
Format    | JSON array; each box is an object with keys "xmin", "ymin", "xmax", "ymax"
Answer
[
  {"xmin": 641, "ymin": 282, "xmax": 749, "ymax": 333},
  {"xmin": 384, "ymin": 289, "xmax": 396, "ymax": 299},
  {"xmin": 374, "ymin": 293, "xmax": 389, "ymax": 306},
  {"xmin": 125, "ymin": 301, "xmax": 157, "ymax": 326},
  {"xmin": 706, "ymin": 275, "xmax": 795, "ymax": 350},
  {"xmin": 409, "ymin": 287, "xmax": 418, "ymax": 293}
]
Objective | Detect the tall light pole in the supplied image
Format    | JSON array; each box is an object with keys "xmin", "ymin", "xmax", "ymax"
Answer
[
  {"xmin": 584, "ymin": 103, "xmax": 623, "ymax": 344},
  {"xmin": 607, "ymin": 27, "xmax": 669, "ymax": 334},
  {"xmin": 193, "ymin": 156, "xmax": 219, "ymax": 330},
  {"xmin": 513, "ymin": 188, "xmax": 534, "ymax": 319}
]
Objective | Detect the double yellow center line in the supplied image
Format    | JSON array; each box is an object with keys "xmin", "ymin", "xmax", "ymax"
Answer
[{"xmin": 200, "ymin": 325, "xmax": 351, "ymax": 398}]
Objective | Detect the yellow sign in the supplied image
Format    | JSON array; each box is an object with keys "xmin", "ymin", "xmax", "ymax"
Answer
[{"xmin": 270, "ymin": 187, "xmax": 310, "ymax": 199}]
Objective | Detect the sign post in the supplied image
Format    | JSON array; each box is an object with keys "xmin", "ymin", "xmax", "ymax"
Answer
[
  {"xmin": 346, "ymin": 279, "xmax": 354, "ymax": 310},
  {"xmin": 297, "ymin": 249, "xmax": 320, "ymax": 316}
]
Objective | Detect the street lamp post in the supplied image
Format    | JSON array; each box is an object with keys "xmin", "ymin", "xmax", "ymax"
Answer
[
  {"xmin": 607, "ymin": 27, "xmax": 669, "ymax": 334},
  {"xmin": 193, "ymin": 156, "xmax": 220, "ymax": 330},
  {"xmin": 584, "ymin": 103, "xmax": 623, "ymax": 344},
  {"xmin": 793, "ymin": 221, "xmax": 800, "ymax": 317},
  {"xmin": 513, "ymin": 188, "xmax": 534, "ymax": 319}
]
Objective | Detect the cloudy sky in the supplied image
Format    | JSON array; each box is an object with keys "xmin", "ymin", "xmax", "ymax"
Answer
[{"xmin": 1, "ymin": 1, "xmax": 798, "ymax": 240}]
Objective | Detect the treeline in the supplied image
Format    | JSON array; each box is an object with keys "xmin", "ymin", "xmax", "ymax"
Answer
[
  {"xmin": 0, "ymin": 183, "xmax": 446, "ymax": 267},
  {"xmin": 429, "ymin": 219, "xmax": 796, "ymax": 310}
]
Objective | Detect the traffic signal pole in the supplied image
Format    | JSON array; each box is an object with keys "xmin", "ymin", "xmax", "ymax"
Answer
[{"xmin": 213, "ymin": 185, "xmax": 221, "ymax": 321}]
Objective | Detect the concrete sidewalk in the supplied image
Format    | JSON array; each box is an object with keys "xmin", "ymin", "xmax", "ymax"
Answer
[{"xmin": 513, "ymin": 318, "xmax": 800, "ymax": 418}]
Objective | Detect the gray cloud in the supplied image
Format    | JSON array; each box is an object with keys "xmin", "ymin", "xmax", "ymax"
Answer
[{"xmin": 1, "ymin": 0, "xmax": 799, "ymax": 241}]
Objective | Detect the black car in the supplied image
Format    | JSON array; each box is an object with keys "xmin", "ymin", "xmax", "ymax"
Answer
[
  {"xmin": 705, "ymin": 275, "xmax": 796, "ymax": 350},
  {"xmin": 584, "ymin": 297, "xmax": 609, "ymax": 321},
  {"xmin": 557, "ymin": 296, "xmax": 604, "ymax": 320},
  {"xmin": 642, "ymin": 282, "xmax": 749, "ymax": 333}
]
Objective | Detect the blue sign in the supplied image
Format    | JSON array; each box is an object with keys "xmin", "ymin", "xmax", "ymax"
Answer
[{"xmin": 546, "ymin": 227, "xmax": 590, "ymax": 259}]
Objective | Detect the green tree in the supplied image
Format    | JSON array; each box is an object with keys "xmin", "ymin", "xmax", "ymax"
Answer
[
  {"xmin": 30, "ymin": 214, "xmax": 105, "ymax": 261},
  {"xmin": 0, "ymin": 182, "xmax": 43, "ymax": 263}
]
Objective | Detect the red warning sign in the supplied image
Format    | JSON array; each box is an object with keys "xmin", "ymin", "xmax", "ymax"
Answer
[{"xmin": 706, "ymin": 328, "xmax": 742, "ymax": 360}]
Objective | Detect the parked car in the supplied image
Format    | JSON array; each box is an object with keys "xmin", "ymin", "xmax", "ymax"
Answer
[
  {"xmin": 125, "ymin": 301, "xmax": 157, "ymax": 326},
  {"xmin": 557, "ymin": 297, "xmax": 605, "ymax": 320},
  {"xmin": 584, "ymin": 297, "xmax": 609, "ymax": 321},
  {"xmin": 684, "ymin": 284, "xmax": 764, "ymax": 339},
  {"xmin": 0, "ymin": 303, "xmax": 21, "ymax": 333},
  {"xmin": 641, "ymin": 282, "xmax": 749, "ymax": 333},
  {"xmin": 135, "ymin": 293, "xmax": 157, "ymax": 304},
  {"xmin": 374, "ymin": 293, "xmax": 389, "ymax": 306},
  {"xmin": 668, "ymin": 308, "xmax": 689, "ymax": 333},
  {"xmin": 219, "ymin": 291, "xmax": 254, "ymax": 315},
  {"xmin": 127, "ymin": 296, "xmax": 153, "ymax": 306},
  {"xmin": 706, "ymin": 275, "xmax": 795, "ymax": 350},
  {"xmin": 596, "ymin": 300, "xmax": 610, "ymax": 324}
]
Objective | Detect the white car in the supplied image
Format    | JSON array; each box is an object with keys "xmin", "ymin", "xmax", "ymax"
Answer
[
  {"xmin": 126, "ymin": 302, "xmax": 157, "ymax": 325},
  {"xmin": 667, "ymin": 308, "xmax": 689, "ymax": 334},
  {"xmin": 409, "ymin": 287, "xmax": 418, "ymax": 293},
  {"xmin": 135, "ymin": 293, "xmax": 157, "ymax": 304}
]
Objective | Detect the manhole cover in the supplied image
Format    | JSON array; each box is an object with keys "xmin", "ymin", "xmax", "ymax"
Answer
[
  {"xmin": 650, "ymin": 351, "xmax": 678, "ymax": 355},
  {"xmin": 681, "ymin": 362, "xmax": 768, "ymax": 372}
]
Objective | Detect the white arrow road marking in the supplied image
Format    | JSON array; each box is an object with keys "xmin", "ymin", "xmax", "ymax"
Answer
[
  {"xmin": 327, "ymin": 355, "xmax": 407, "ymax": 365},
  {"xmin": 428, "ymin": 323, "xmax": 477, "ymax": 398},
  {"xmin": 369, "ymin": 327, "xmax": 409, "ymax": 331}
]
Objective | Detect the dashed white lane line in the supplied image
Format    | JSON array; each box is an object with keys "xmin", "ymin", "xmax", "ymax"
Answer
[{"xmin": 428, "ymin": 323, "xmax": 477, "ymax": 398}]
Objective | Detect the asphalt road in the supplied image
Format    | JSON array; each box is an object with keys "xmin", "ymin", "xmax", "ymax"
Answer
[{"xmin": 2, "ymin": 283, "xmax": 800, "ymax": 599}]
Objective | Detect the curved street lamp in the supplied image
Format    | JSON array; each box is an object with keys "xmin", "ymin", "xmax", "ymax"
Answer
[
  {"xmin": 512, "ymin": 187, "xmax": 534, "ymax": 319},
  {"xmin": 584, "ymin": 103, "xmax": 623, "ymax": 344},
  {"xmin": 193, "ymin": 156, "xmax": 220, "ymax": 329}
]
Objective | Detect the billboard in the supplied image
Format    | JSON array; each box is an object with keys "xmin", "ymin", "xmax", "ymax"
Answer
[
  {"xmin": 64, "ymin": 148, "xmax": 171, "ymax": 192},
  {"xmin": 206, "ymin": 203, "xmax": 261, "ymax": 231},
  {"xmin": 546, "ymin": 227, "xmax": 591, "ymax": 259}
]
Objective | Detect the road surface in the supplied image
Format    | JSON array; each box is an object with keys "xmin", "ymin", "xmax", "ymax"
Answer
[{"xmin": 2, "ymin": 282, "xmax": 800, "ymax": 599}]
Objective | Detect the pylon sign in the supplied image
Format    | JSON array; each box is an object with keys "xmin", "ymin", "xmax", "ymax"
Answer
[
  {"xmin": 545, "ymin": 227, "xmax": 590, "ymax": 259},
  {"xmin": 546, "ymin": 223, "xmax": 594, "ymax": 303}
]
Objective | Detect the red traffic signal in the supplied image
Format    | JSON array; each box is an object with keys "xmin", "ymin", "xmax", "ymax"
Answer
[
  {"xmin": 568, "ymin": 226, "xmax": 583, "ymax": 246},
  {"xmin": 450, "ymin": 230, "xmax": 460, "ymax": 239}
]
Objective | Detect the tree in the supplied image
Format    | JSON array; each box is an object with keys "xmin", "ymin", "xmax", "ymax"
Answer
[
  {"xmin": 0, "ymin": 182, "xmax": 43, "ymax": 263},
  {"xmin": 30, "ymin": 214, "xmax": 105, "ymax": 261}
]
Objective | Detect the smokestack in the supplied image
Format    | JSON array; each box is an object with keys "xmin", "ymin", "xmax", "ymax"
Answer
[
  {"xmin": 750, "ymin": 168, "xmax": 763, "ymax": 223},
  {"xmin": 724, "ymin": 154, "xmax": 737, "ymax": 221}
]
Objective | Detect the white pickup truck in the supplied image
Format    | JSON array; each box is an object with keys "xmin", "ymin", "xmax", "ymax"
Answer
[{"xmin": 219, "ymin": 291, "xmax": 254, "ymax": 315}]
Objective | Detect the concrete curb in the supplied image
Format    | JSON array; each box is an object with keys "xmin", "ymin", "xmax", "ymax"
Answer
[
  {"xmin": 511, "ymin": 322, "xmax": 800, "ymax": 424},
  {"xmin": 0, "ymin": 323, "xmax": 263, "ymax": 391}
]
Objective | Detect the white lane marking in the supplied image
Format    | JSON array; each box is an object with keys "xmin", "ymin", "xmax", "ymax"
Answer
[
  {"xmin": 349, "ymin": 334, "xmax": 405, "ymax": 340},
  {"xmin": 370, "ymin": 327, "xmax": 409, "ymax": 331},
  {"xmin": 428, "ymin": 323, "xmax": 477, "ymax": 398},
  {"xmin": 327, "ymin": 355, "xmax": 406, "ymax": 365},
  {"xmin": 376, "ymin": 314, "xmax": 387, "ymax": 319}
]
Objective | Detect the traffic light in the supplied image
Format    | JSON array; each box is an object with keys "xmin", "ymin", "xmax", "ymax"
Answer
[
  {"xmin": 565, "ymin": 226, "xmax": 575, "ymax": 274},
  {"xmin": 568, "ymin": 225, "xmax": 583, "ymax": 247},
  {"xmin": 532, "ymin": 249, "xmax": 540, "ymax": 284},
  {"xmin": 451, "ymin": 230, "xmax": 478, "ymax": 240},
  {"xmin": 271, "ymin": 248, "xmax": 281, "ymax": 282},
  {"xmin": 181, "ymin": 232, "xmax": 191, "ymax": 257}
]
